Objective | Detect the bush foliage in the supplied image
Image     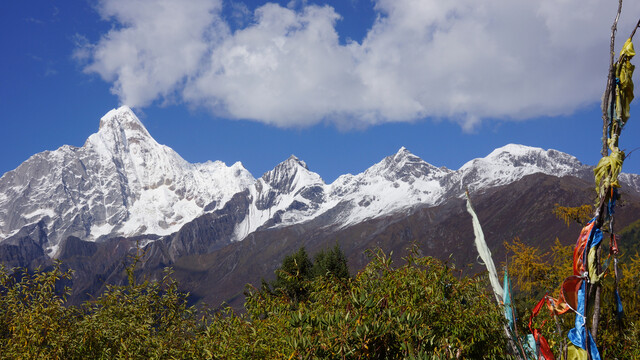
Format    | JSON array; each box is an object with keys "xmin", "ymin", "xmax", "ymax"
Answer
[
  {"xmin": 0, "ymin": 247, "xmax": 511, "ymax": 359},
  {"xmin": 266, "ymin": 245, "xmax": 350, "ymax": 302},
  {"xmin": 3, "ymin": 224, "xmax": 637, "ymax": 359}
]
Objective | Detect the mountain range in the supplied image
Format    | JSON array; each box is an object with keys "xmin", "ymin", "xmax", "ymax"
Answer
[{"xmin": 1, "ymin": 106, "xmax": 639, "ymax": 307}]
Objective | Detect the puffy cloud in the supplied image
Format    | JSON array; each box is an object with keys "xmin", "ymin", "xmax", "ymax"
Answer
[
  {"xmin": 79, "ymin": 0, "xmax": 640, "ymax": 129},
  {"xmin": 184, "ymin": 4, "xmax": 365, "ymax": 127},
  {"xmin": 83, "ymin": 0, "xmax": 226, "ymax": 106}
]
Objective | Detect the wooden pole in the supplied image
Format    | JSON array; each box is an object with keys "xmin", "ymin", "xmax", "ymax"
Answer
[
  {"xmin": 591, "ymin": 1, "xmax": 624, "ymax": 342},
  {"xmin": 601, "ymin": 0, "xmax": 623, "ymax": 158},
  {"xmin": 591, "ymin": 3, "xmax": 640, "ymax": 342}
]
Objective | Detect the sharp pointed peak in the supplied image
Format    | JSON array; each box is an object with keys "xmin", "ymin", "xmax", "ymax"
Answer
[
  {"xmin": 278, "ymin": 154, "xmax": 308, "ymax": 169},
  {"xmin": 363, "ymin": 146, "xmax": 439, "ymax": 180},
  {"xmin": 100, "ymin": 105, "xmax": 135, "ymax": 123},
  {"xmin": 85, "ymin": 106, "xmax": 158, "ymax": 151},
  {"xmin": 104, "ymin": 104, "xmax": 134, "ymax": 116},
  {"xmin": 98, "ymin": 106, "xmax": 150, "ymax": 136},
  {"xmin": 260, "ymin": 155, "xmax": 305, "ymax": 179},
  {"xmin": 389, "ymin": 146, "xmax": 424, "ymax": 162},
  {"xmin": 393, "ymin": 146, "xmax": 415, "ymax": 158},
  {"xmin": 260, "ymin": 154, "xmax": 323, "ymax": 191}
]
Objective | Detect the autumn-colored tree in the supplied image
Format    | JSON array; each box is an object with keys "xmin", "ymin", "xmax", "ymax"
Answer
[
  {"xmin": 503, "ymin": 214, "xmax": 640, "ymax": 359},
  {"xmin": 552, "ymin": 204, "xmax": 593, "ymax": 227}
]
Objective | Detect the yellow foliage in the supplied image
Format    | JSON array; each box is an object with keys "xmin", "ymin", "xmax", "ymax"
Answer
[
  {"xmin": 621, "ymin": 252, "xmax": 640, "ymax": 307},
  {"xmin": 504, "ymin": 237, "xmax": 550, "ymax": 293},
  {"xmin": 552, "ymin": 204, "xmax": 593, "ymax": 227},
  {"xmin": 504, "ymin": 237, "xmax": 573, "ymax": 298},
  {"xmin": 548, "ymin": 238, "xmax": 574, "ymax": 290}
]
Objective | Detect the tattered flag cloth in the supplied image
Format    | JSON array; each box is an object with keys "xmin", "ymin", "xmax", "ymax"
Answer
[
  {"xmin": 615, "ymin": 288, "xmax": 625, "ymax": 320},
  {"xmin": 571, "ymin": 219, "xmax": 604, "ymax": 283},
  {"xmin": 567, "ymin": 280, "xmax": 601, "ymax": 360},
  {"xmin": 528, "ymin": 297, "xmax": 555, "ymax": 360},
  {"xmin": 503, "ymin": 270, "xmax": 515, "ymax": 331},
  {"xmin": 546, "ymin": 222, "xmax": 599, "ymax": 315},
  {"xmin": 594, "ymin": 150, "xmax": 624, "ymax": 198},
  {"xmin": 524, "ymin": 35, "xmax": 635, "ymax": 360},
  {"xmin": 531, "ymin": 220, "xmax": 604, "ymax": 359},
  {"xmin": 565, "ymin": 221, "xmax": 602, "ymax": 360},
  {"xmin": 587, "ymin": 226, "xmax": 604, "ymax": 284},
  {"xmin": 566, "ymin": 344, "xmax": 588, "ymax": 360},
  {"xmin": 572, "ymin": 221, "xmax": 595, "ymax": 276},
  {"xmin": 615, "ymin": 38, "xmax": 635, "ymax": 126},
  {"xmin": 465, "ymin": 191, "xmax": 503, "ymax": 302},
  {"xmin": 598, "ymin": 38, "xmax": 634, "ymax": 199},
  {"xmin": 522, "ymin": 334, "xmax": 537, "ymax": 359},
  {"xmin": 546, "ymin": 275, "xmax": 583, "ymax": 315}
]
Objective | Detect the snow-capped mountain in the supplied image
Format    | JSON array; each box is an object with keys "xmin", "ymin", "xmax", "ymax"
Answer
[
  {"xmin": 325, "ymin": 147, "xmax": 452, "ymax": 227},
  {"xmin": 228, "ymin": 147, "xmax": 454, "ymax": 241},
  {"xmin": 1, "ymin": 106, "xmax": 639, "ymax": 261},
  {"xmin": 0, "ymin": 106, "xmax": 254, "ymax": 256},
  {"xmin": 232, "ymin": 155, "xmax": 327, "ymax": 241},
  {"xmin": 453, "ymin": 144, "xmax": 593, "ymax": 192},
  {"xmin": 226, "ymin": 144, "xmax": 615, "ymax": 239}
]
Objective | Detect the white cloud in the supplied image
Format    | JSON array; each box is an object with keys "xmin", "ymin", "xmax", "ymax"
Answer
[
  {"xmin": 84, "ymin": 0, "xmax": 226, "ymax": 107},
  {"xmin": 79, "ymin": 0, "xmax": 640, "ymax": 129},
  {"xmin": 184, "ymin": 4, "xmax": 365, "ymax": 127}
]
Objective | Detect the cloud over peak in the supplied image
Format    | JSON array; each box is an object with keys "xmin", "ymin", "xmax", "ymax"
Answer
[{"xmin": 78, "ymin": 0, "xmax": 640, "ymax": 129}]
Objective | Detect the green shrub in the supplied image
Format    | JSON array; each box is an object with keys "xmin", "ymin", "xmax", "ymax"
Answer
[{"xmin": 0, "ymin": 248, "xmax": 512, "ymax": 359}]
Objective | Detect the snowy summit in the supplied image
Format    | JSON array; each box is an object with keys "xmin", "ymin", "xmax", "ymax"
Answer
[{"xmin": 0, "ymin": 108, "xmax": 638, "ymax": 257}]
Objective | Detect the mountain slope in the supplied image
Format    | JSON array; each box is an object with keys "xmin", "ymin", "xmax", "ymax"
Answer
[
  {"xmin": 2, "ymin": 107, "xmax": 640, "ymax": 308},
  {"xmin": 224, "ymin": 143, "xmax": 639, "ymax": 241},
  {"xmin": 89, "ymin": 172, "xmax": 640, "ymax": 309},
  {"xmin": 2, "ymin": 106, "xmax": 640, "ymax": 280},
  {"xmin": 228, "ymin": 143, "xmax": 629, "ymax": 245}
]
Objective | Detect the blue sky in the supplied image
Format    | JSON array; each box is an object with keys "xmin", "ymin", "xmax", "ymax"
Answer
[{"xmin": 2, "ymin": 0, "xmax": 640, "ymax": 183}]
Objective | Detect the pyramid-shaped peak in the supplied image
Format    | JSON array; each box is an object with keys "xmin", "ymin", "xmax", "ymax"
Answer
[
  {"xmin": 261, "ymin": 154, "xmax": 322, "ymax": 189},
  {"xmin": 394, "ymin": 146, "xmax": 417, "ymax": 158},
  {"xmin": 364, "ymin": 147, "xmax": 440, "ymax": 182},
  {"xmin": 101, "ymin": 105, "xmax": 135, "ymax": 119},
  {"xmin": 387, "ymin": 147, "xmax": 428, "ymax": 165},
  {"xmin": 85, "ymin": 106, "xmax": 159, "ymax": 154},
  {"xmin": 281, "ymin": 154, "xmax": 308, "ymax": 170},
  {"xmin": 262, "ymin": 155, "xmax": 310, "ymax": 181},
  {"xmin": 98, "ymin": 106, "xmax": 150, "ymax": 137}
]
